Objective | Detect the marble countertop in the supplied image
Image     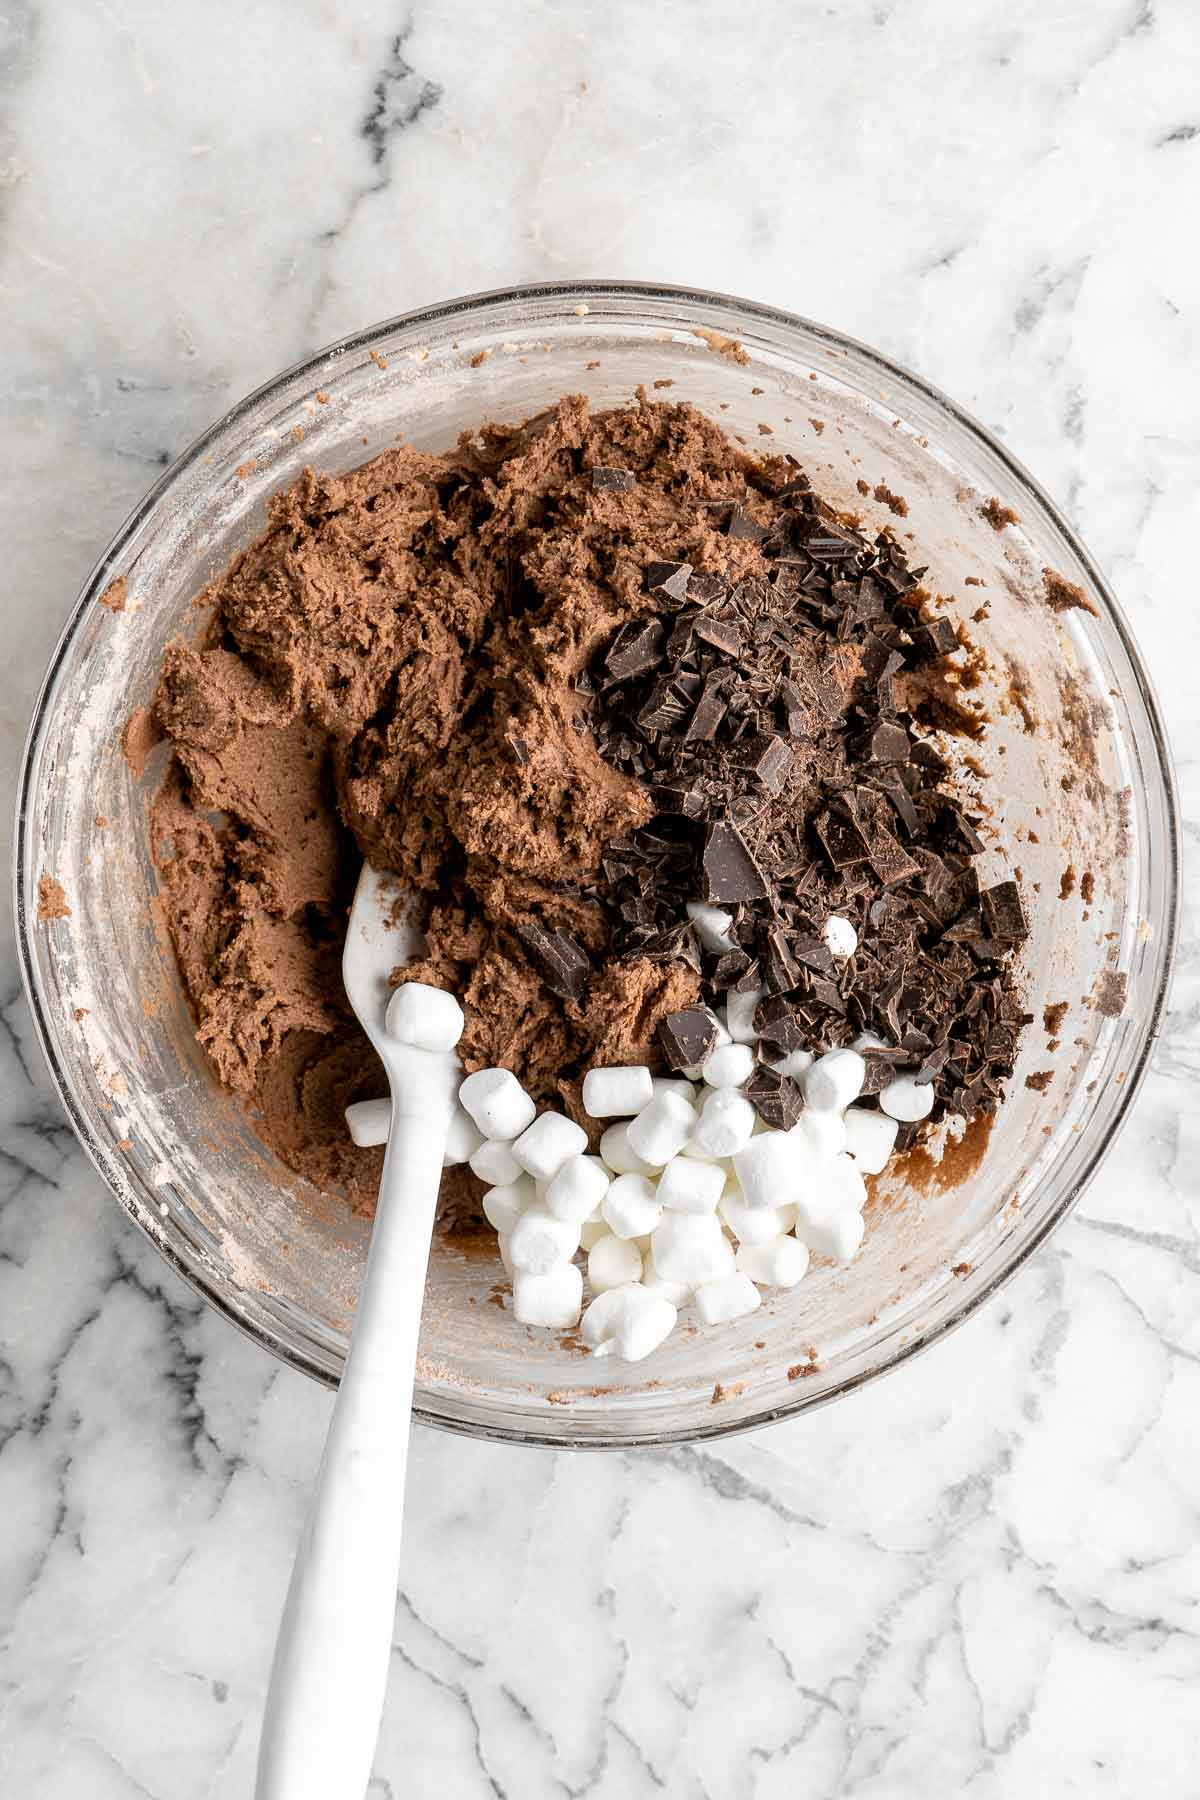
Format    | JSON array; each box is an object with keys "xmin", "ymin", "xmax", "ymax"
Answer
[{"xmin": 2, "ymin": 3, "xmax": 1198, "ymax": 1794}]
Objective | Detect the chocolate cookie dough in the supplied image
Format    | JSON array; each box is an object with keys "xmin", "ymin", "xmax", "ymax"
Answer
[{"xmin": 150, "ymin": 394, "xmax": 1027, "ymax": 1213}]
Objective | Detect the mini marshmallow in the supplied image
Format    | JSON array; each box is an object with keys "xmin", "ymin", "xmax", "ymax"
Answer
[
  {"xmin": 509, "ymin": 1204, "xmax": 581, "ymax": 1275},
  {"xmin": 719, "ymin": 1188, "xmax": 794, "ymax": 1248},
  {"xmin": 737, "ymin": 1235, "xmax": 811, "ymax": 1288},
  {"xmin": 843, "ymin": 1107, "xmax": 899, "ymax": 1175},
  {"xmin": 702, "ymin": 1042, "xmax": 757, "ymax": 1089},
  {"xmin": 602, "ymin": 1174, "xmax": 663, "ymax": 1240},
  {"xmin": 458, "ymin": 1067, "xmax": 537, "ymax": 1140},
  {"xmin": 469, "ymin": 1138, "xmax": 524, "ymax": 1186},
  {"xmin": 790, "ymin": 1109, "xmax": 847, "ymax": 1165},
  {"xmin": 879, "ymin": 1074, "xmax": 936, "ymax": 1123},
  {"xmin": 512, "ymin": 1110, "xmax": 589, "ymax": 1181},
  {"xmin": 544, "ymin": 1154, "xmax": 611, "ymax": 1224},
  {"xmin": 443, "ymin": 1105, "xmax": 484, "ymax": 1167},
  {"xmin": 345, "ymin": 1097, "xmax": 390, "ymax": 1147},
  {"xmin": 579, "ymin": 1218, "xmax": 608, "ymax": 1251},
  {"xmin": 598, "ymin": 1121, "xmax": 661, "ymax": 1177},
  {"xmin": 733, "ymin": 1130, "xmax": 803, "ymax": 1211},
  {"xmin": 769, "ymin": 1048, "xmax": 814, "ymax": 1081},
  {"xmin": 513, "ymin": 1262, "xmax": 583, "ymax": 1327},
  {"xmin": 582, "ymin": 1065, "xmax": 654, "ymax": 1119},
  {"xmin": 685, "ymin": 899, "xmax": 738, "ymax": 954},
  {"xmin": 802, "ymin": 1048, "xmax": 866, "ymax": 1114},
  {"xmin": 853, "ymin": 1030, "xmax": 892, "ymax": 1053},
  {"xmin": 802, "ymin": 1207, "xmax": 866, "ymax": 1264},
  {"xmin": 725, "ymin": 984, "xmax": 764, "ymax": 1044},
  {"xmin": 627, "ymin": 1091, "xmax": 694, "ymax": 1166},
  {"xmin": 690, "ymin": 1087, "xmax": 757, "ymax": 1159},
  {"xmin": 640, "ymin": 1252, "xmax": 692, "ymax": 1308},
  {"xmin": 651, "ymin": 1077, "xmax": 699, "ymax": 1106},
  {"xmin": 581, "ymin": 1284, "xmax": 677, "ymax": 1362},
  {"xmin": 482, "ymin": 1177, "xmax": 537, "ymax": 1236},
  {"xmin": 794, "ymin": 1154, "xmax": 868, "ymax": 1237},
  {"xmin": 656, "ymin": 1156, "xmax": 725, "ymax": 1215},
  {"xmin": 822, "ymin": 915, "xmax": 858, "ymax": 959},
  {"xmin": 588, "ymin": 1232, "xmax": 644, "ymax": 1291},
  {"xmin": 384, "ymin": 982, "xmax": 464, "ymax": 1052},
  {"xmin": 695, "ymin": 1271, "xmax": 761, "ymax": 1325},
  {"xmin": 651, "ymin": 1212, "xmax": 736, "ymax": 1287}
]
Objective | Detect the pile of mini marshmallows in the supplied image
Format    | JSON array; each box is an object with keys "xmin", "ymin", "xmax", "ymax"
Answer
[{"xmin": 346, "ymin": 950, "xmax": 932, "ymax": 1365}]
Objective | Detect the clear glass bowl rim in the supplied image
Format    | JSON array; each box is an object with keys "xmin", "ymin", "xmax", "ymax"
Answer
[{"xmin": 13, "ymin": 279, "xmax": 1182, "ymax": 1448}]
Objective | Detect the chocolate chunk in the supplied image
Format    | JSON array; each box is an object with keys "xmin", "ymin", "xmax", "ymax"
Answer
[
  {"xmin": 876, "ymin": 771, "xmax": 921, "ymax": 835},
  {"xmin": 761, "ymin": 926, "xmax": 801, "ymax": 994},
  {"xmin": 591, "ymin": 466, "xmax": 636, "ymax": 493},
  {"xmin": 512, "ymin": 921, "xmax": 591, "ymax": 1002},
  {"xmin": 791, "ymin": 935, "xmax": 836, "ymax": 977},
  {"xmin": 685, "ymin": 680, "xmax": 728, "ymax": 743},
  {"xmin": 688, "ymin": 570, "xmax": 727, "ymax": 605},
  {"xmin": 712, "ymin": 950, "xmax": 751, "ymax": 986},
  {"xmin": 638, "ymin": 676, "xmax": 689, "ymax": 732},
  {"xmin": 702, "ymin": 821, "xmax": 769, "ymax": 902},
  {"xmin": 736, "ymin": 734, "xmax": 793, "ymax": 795},
  {"xmin": 855, "ymin": 719, "xmax": 912, "ymax": 765},
  {"xmin": 693, "ymin": 611, "xmax": 743, "ymax": 656},
  {"xmin": 605, "ymin": 618, "xmax": 665, "ymax": 682},
  {"xmin": 658, "ymin": 1005, "xmax": 720, "ymax": 1071},
  {"xmin": 753, "ymin": 994, "xmax": 807, "ymax": 1050},
  {"xmin": 726, "ymin": 505, "xmax": 767, "ymax": 542},
  {"xmin": 908, "ymin": 616, "xmax": 958, "ymax": 662},
  {"xmin": 980, "ymin": 880, "xmax": 1029, "ymax": 943},
  {"xmin": 744, "ymin": 1066, "xmax": 804, "ymax": 1130},
  {"xmin": 645, "ymin": 560, "xmax": 694, "ymax": 602},
  {"xmin": 815, "ymin": 810, "xmax": 870, "ymax": 868}
]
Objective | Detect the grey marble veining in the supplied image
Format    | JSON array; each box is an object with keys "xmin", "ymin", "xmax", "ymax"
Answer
[{"xmin": 1, "ymin": 2, "xmax": 1198, "ymax": 1795}]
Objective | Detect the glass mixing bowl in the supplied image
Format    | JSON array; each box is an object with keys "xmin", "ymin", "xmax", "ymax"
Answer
[{"xmin": 14, "ymin": 283, "xmax": 1179, "ymax": 1446}]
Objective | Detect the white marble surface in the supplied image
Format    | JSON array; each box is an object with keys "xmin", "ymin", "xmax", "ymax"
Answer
[{"xmin": 2, "ymin": 2, "xmax": 1198, "ymax": 1794}]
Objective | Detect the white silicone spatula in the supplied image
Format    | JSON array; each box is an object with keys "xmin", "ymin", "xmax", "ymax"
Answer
[{"xmin": 255, "ymin": 863, "xmax": 459, "ymax": 1800}]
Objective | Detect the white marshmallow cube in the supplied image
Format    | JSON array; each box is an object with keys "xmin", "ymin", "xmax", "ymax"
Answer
[
  {"xmin": 345, "ymin": 1097, "xmax": 390, "ymax": 1147},
  {"xmin": 651, "ymin": 1212, "xmax": 735, "ymax": 1287},
  {"xmin": 803, "ymin": 1048, "xmax": 867, "ymax": 1114},
  {"xmin": 581, "ymin": 1284, "xmax": 677, "ymax": 1362},
  {"xmin": 598, "ymin": 1121, "xmax": 661, "ymax": 1176},
  {"xmin": 656, "ymin": 1156, "xmax": 725, "ymax": 1215},
  {"xmin": 691, "ymin": 1087, "xmax": 757, "ymax": 1159},
  {"xmin": 602, "ymin": 1173, "xmax": 663, "ymax": 1240},
  {"xmin": 627, "ymin": 1092, "xmax": 694, "ymax": 1166},
  {"xmin": 582, "ymin": 1065, "xmax": 654, "ymax": 1119},
  {"xmin": 769, "ymin": 1048, "xmax": 814, "ymax": 1081},
  {"xmin": 458, "ymin": 1067, "xmax": 537, "ymax": 1140},
  {"xmin": 384, "ymin": 982, "xmax": 464, "ymax": 1052},
  {"xmin": 443, "ymin": 1105, "xmax": 484, "ymax": 1167},
  {"xmin": 802, "ymin": 1207, "xmax": 866, "ymax": 1264},
  {"xmin": 725, "ymin": 985, "xmax": 764, "ymax": 1044},
  {"xmin": 879, "ymin": 1074, "xmax": 935, "ymax": 1122},
  {"xmin": 512, "ymin": 1110, "xmax": 589, "ymax": 1181},
  {"xmin": 702, "ymin": 1042, "xmax": 756, "ymax": 1089},
  {"xmin": 513, "ymin": 1262, "xmax": 583, "ymax": 1327},
  {"xmin": 790, "ymin": 1109, "xmax": 847, "ymax": 1165},
  {"xmin": 482, "ymin": 1176, "xmax": 536, "ymax": 1236},
  {"xmin": 651, "ymin": 1077, "xmax": 698, "ymax": 1106},
  {"xmin": 822, "ymin": 915, "xmax": 859, "ymax": 959},
  {"xmin": 588, "ymin": 1232, "xmax": 643, "ymax": 1291},
  {"xmin": 544, "ymin": 1154, "xmax": 610, "ymax": 1224},
  {"xmin": 695, "ymin": 1272, "xmax": 761, "ymax": 1325},
  {"xmin": 685, "ymin": 900, "xmax": 738, "ymax": 954},
  {"xmin": 719, "ymin": 1188, "xmax": 794, "ymax": 1247},
  {"xmin": 469, "ymin": 1137, "xmax": 524, "ymax": 1186},
  {"xmin": 579, "ymin": 1217, "xmax": 608, "ymax": 1250},
  {"xmin": 843, "ymin": 1107, "xmax": 899, "ymax": 1175},
  {"xmin": 509, "ymin": 1204, "xmax": 581, "ymax": 1275},
  {"xmin": 640, "ymin": 1251, "xmax": 692, "ymax": 1308},
  {"xmin": 737, "ymin": 1235, "xmax": 811, "ymax": 1288},
  {"xmin": 733, "ymin": 1130, "xmax": 803, "ymax": 1211},
  {"xmin": 794, "ymin": 1154, "xmax": 868, "ymax": 1237}
]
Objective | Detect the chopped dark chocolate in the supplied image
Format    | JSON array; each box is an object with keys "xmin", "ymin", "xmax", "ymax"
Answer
[
  {"xmin": 744, "ymin": 1066, "xmax": 804, "ymax": 1130},
  {"xmin": 605, "ymin": 618, "xmax": 665, "ymax": 682},
  {"xmin": 590, "ymin": 465, "xmax": 637, "ymax": 493},
  {"xmin": 908, "ymin": 616, "xmax": 958, "ymax": 662},
  {"xmin": 512, "ymin": 921, "xmax": 591, "ymax": 1003},
  {"xmin": 726, "ymin": 505, "xmax": 767, "ymax": 542},
  {"xmin": 645, "ymin": 560, "xmax": 694, "ymax": 602},
  {"xmin": 702, "ymin": 821, "xmax": 769, "ymax": 902},
  {"xmin": 658, "ymin": 1006, "xmax": 720, "ymax": 1071},
  {"xmin": 980, "ymin": 880, "xmax": 1029, "ymax": 943}
]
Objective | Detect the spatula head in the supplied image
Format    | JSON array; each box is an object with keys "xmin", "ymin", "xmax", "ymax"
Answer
[{"xmin": 343, "ymin": 863, "xmax": 408, "ymax": 1053}]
